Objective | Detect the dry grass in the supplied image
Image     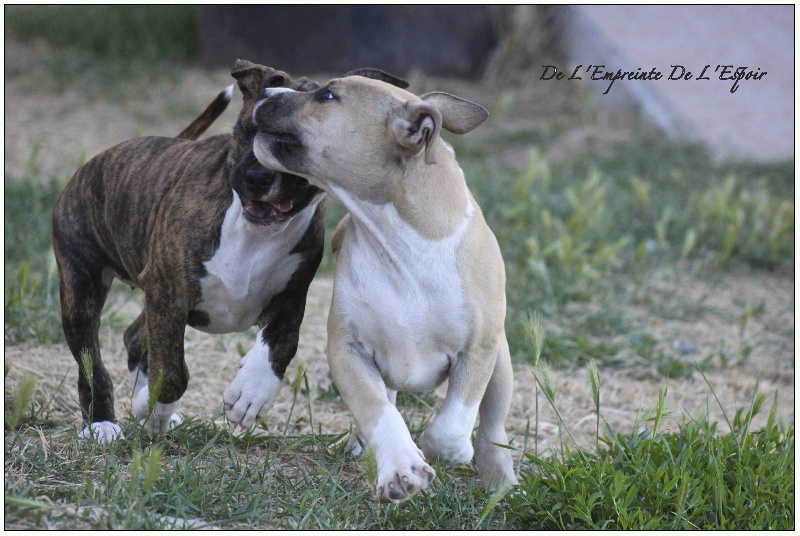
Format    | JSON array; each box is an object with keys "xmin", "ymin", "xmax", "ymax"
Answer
[{"xmin": 5, "ymin": 271, "xmax": 794, "ymax": 460}]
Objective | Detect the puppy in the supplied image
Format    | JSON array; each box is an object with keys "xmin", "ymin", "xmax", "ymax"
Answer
[
  {"xmin": 53, "ymin": 60, "xmax": 326, "ymax": 441},
  {"xmin": 252, "ymin": 75, "xmax": 518, "ymax": 502}
]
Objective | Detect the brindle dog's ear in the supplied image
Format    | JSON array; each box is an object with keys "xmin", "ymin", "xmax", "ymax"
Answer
[
  {"xmin": 232, "ymin": 59, "xmax": 290, "ymax": 100},
  {"xmin": 341, "ymin": 68, "xmax": 409, "ymax": 89},
  {"xmin": 289, "ymin": 76, "xmax": 321, "ymax": 92}
]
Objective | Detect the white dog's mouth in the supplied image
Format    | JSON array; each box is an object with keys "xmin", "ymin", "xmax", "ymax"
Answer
[{"xmin": 256, "ymin": 131, "xmax": 300, "ymax": 150}]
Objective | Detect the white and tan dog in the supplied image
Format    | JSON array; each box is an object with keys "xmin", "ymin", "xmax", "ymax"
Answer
[{"xmin": 252, "ymin": 76, "xmax": 518, "ymax": 503}]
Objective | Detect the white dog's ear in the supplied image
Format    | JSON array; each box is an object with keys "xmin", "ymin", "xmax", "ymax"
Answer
[
  {"xmin": 392, "ymin": 94, "xmax": 487, "ymax": 165},
  {"xmin": 420, "ymin": 92, "xmax": 488, "ymax": 134},
  {"xmin": 392, "ymin": 101, "xmax": 443, "ymax": 165}
]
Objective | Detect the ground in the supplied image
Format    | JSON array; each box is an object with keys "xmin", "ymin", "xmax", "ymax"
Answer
[{"xmin": 4, "ymin": 39, "xmax": 794, "ymax": 462}]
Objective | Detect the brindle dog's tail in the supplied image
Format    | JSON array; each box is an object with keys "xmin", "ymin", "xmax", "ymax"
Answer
[{"xmin": 176, "ymin": 84, "xmax": 234, "ymax": 140}]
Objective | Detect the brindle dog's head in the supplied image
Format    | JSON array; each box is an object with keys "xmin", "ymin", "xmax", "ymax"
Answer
[{"xmin": 228, "ymin": 60, "xmax": 323, "ymax": 229}]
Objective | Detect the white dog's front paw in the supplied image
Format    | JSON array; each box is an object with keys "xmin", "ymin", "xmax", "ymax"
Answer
[
  {"xmin": 376, "ymin": 446, "xmax": 436, "ymax": 503},
  {"xmin": 79, "ymin": 421, "xmax": 125, "ymax": 443},
  {"xmin": 133, "ymin": 386, "xmax": 182, "ymax": 434},
  {"xmin": 223, "ymin": 345, "xmax": 282, "ymax": 429},
  {"xmin": 419, "ymin": 400, "xmax": 480, "ymax": 466}
]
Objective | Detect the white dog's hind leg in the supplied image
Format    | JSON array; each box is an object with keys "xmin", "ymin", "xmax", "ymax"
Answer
[{"xmin": 474, "ymin": 338, "xmax": 518, "ymax": 490}]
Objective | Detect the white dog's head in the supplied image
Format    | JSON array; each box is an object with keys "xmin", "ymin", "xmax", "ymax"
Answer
[{"xmin": 252, "ymin": 75, "xmax": 487, "ymax": 204}]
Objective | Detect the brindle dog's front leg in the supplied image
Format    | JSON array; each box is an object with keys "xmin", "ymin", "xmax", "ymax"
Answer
[
  {"xmin": 223, "ymin": 272, "xmax": 318, "ymax": 429},
  {"xmin": 132, "ymin": 285, "xmax": 189, "ymax": 433},
  {"xmin": 223, "ymin": 289, "xmax": 306, "ymax": 429},
  {"xmin": 224, "ymin": 206, "xmax": 324, "ymax": 429}
]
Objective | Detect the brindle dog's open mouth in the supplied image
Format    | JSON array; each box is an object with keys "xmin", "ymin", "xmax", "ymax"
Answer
[
  {"xmin": 240, "ymin": 174, "xmax": 318, "ymax": 226},
  {"xmin": 243, "ymin": 197, "xmax": 294, "ymax": 224}
]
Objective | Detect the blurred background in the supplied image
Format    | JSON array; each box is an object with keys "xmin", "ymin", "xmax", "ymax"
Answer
[
  {"xmin": 198, "ymin": 5, "xmax": 794, "ymax": 163},
  {"xmin": 6, "ymin": 5, "xmax": 792, "ymax": 165}
]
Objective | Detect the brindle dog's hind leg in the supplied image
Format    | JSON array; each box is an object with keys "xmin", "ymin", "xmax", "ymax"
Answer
[
  {"xmin": 124, "ymin": 311, "xmax": 149, "ymax": 408},
  {"xmin": 53, "ymin": 214, "xmax": 122, "ymax": 442}
]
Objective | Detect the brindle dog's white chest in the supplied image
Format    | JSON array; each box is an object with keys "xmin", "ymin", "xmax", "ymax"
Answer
[{"xmin": 193, "ymin": 197, "xmax": 305, "ymax": 334}]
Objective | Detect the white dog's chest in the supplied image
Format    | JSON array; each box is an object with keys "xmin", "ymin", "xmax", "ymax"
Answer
[
  {"xmin": 337, "ymin": 202, "xmax": 473, "ymax": 392},
  {"xmin": 348, "ymin": 274, "xmax": 466, "ymax": 391},
  {"xmin": 193, "ymin": 197, "xmax": 310, "ymax": 334}
]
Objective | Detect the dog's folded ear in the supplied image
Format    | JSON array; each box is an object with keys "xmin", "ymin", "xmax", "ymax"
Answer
[
  {"xmin": 342, "ymin": 68, "xmax": 409, "ymax": 89},
  {"xmin": 420, "ymin": 92, "xmax": 488, "ymax": 134},
  {"xmin": 392, "ymin": 93, "xmax": 487, "ymax": 165},
  {"xmin": 392, "ymin": 101, "xmax": 442, "ymax": 165},
  {"xmin": 232, "ymin": 59, "xmax": 291, "ymax": 100}
]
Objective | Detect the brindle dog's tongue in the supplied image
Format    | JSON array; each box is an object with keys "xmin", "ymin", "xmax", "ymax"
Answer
[{"xmin": 270, "ymin": 200, "xmax": 294, "ymax": 213}]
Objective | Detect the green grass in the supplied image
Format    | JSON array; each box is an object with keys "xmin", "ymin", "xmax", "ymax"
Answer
[
  {"xmin": 5, "ymin": 6, "xmax": 199, "ymax": 64},
  {"xmin": 5, "ymin": 362, "xmax": 793, "ymax": 529},
  {"xmin": 452, "ymin": 128, "xmax": 793, "ymax": 364},
  {"xmin": 505, "ymin": 377, "xmax": 794, "ymax": 530},
  {"xmin": 4, "ymin": 176, "xmax": 65, "ymax": 343}
]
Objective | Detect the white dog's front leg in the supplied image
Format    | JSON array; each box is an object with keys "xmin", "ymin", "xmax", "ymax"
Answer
[
  {"xmin": 347, "ymin": 389, "xmax": 396, "ymax": 457},
  {"xmin": 130, "ymin": 368, "xmax": 183, "ymax": 433},
  {"xmin": 370, "ymin": 404, "xmax": 436, "ymax": 503},
  {"xmin": 329, "ymin": 329, "xmax": 434, "ymax": 503},
  {"xmin": 418, "ymin": 350, "xmax": 492, "ymax": 467},
  {"xmin": 223, "ymin": 328, "xmax": 283, "ymax": 429}
]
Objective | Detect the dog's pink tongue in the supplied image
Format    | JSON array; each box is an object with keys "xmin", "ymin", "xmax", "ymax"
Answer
[
  {"xmin": 270, "ymin": 200, "xmax": 293, "ymax": 213},
  {"xmin": 245, "ymin": 200, "xmax": 271, "ymax": 219}
]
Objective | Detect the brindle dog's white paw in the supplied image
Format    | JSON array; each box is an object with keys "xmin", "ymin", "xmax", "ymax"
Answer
[
  {"xmin": 79, "ymin": 421, "xmax": 125, "ymax": 443},
  {"xmin": 223, "ymin": 352, "xmax": 282, "ymax": 429},
  {"xmin": 376, "ymin": 447, "xmax": 436, "ymax": 503},
  {"xmin": 133, "ymin": 386, "xmax": 182, "ymax": 434}
]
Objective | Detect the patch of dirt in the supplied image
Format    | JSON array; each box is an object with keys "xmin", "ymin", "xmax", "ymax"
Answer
[{"xmin": 4, "ymin": 40, "xmax": 793, "ymax": 465}]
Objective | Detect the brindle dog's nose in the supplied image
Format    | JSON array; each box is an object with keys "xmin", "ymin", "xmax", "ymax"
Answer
[{"xmin": 245, "ymin": 166, "xmax": 273, "ymax": 190}]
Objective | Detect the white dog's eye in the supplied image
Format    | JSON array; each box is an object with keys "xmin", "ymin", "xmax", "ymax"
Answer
[{"xmin": 316, "ymin": 87, "xmax": 336, "ymax": 102}]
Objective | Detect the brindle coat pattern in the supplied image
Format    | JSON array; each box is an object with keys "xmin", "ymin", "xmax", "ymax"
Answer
[{"xmin": 53, "ymin": 60, "xmax": 325, "ymax": 430}]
